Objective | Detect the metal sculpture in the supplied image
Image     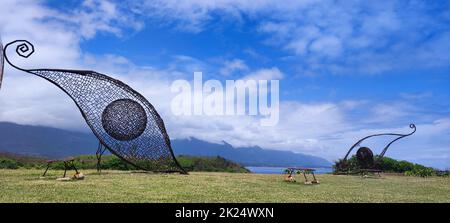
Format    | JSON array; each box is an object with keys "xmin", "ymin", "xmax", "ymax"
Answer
[
  {"xmin": 0, "ymin": 39, "xmax": 4, "ymax": 89},
  {"xmin": 1, "ymin": 40, "xmax": 187, "ymax": 174},
  {"xmin": 343, "ymin": 124, "xmax": 416, "ymax": 169},
  {"xmin": 43, "ymin": 158, "xmax": 79, "ymax": 178}
]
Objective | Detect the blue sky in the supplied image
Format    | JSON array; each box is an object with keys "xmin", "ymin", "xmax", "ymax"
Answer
[
  {"xmin": 0, "ymin": 0, "xmax": 449, "ymax": 169},
  {"xmin": 77, "ymin": 0, "xmax": 450, "ymax": 104}
]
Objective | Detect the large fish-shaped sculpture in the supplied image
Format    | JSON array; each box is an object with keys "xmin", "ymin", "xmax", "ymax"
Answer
[{"xmin": 2, "ymin": 40, "xmax": 187, "ymax": 174}]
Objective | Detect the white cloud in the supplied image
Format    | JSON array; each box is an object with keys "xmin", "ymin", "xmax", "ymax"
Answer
[
  {"xmin": 136, "ymin": 0, "xmax": 317, "ymax": 32},
  {"xmin": 368, "ymin": 103, "xmax": 412, "ymax": 124},
  {"xmin": 242, "ymin": 67, "xmax": 283, "ymax": 80},
  {"xmin": 400, "ymin": 92, "xmax": 433, "ymax": 100},
  {"xmin": 50, "ymin": 0, "xmax": 144, "ymax": 39},
  {"xmin": 309, "ymin": 36, "xmax": 342, "ymax": 57},
  {"xmin": 219, "ymin": 59, "xmax": 248, "ymax": 76}
]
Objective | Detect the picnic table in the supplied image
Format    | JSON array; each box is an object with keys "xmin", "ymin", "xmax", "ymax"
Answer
[
  {"xmin": 285, "ymin": 167, "xmax": 319, "ymax": 184},
  {"xmin": 42, "ymin": 157, "xmax": 79, "ymax": 178},
  {"xmin": 358, "ymin": 168, "xmax": 382, "ymax": 177}
]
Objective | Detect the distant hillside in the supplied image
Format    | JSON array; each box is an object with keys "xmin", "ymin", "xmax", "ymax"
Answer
[
  {"xmin": 0, "ymin": 122, "xmax": 97, "ymax": 158},
  {"xmin": 0, "ymin": 122, "xmax": 331, "ymax": 167},
  {"xmin": 172, "ymin": 138, "xmax": 331, "ymax": 167},
  {"xmin": 0, "ymin": 153, "xmax": 250, "ymax": 173}
]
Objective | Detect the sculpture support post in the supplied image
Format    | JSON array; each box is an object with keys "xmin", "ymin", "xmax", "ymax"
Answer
[{"xmin": 96, "ymin": 142, "xmax": 107, "ymax": 172}]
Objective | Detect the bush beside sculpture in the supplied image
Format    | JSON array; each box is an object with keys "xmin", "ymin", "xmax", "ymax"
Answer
[
  {"xmin": 333, "ymin": 155, "xmax": 447, "ymax": 177},
  {"xmin": 0, "ymin": 153, "xmax": 45, "ymax": 169}
]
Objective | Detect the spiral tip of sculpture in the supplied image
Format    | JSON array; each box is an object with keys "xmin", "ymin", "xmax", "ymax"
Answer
[
  {"xmin": 3, "ymin": 40, "xmax": 36, "ymax": 72},
  {"xmin": 15, "ymin": 41, "xmax": 34, "ymax": 58}
]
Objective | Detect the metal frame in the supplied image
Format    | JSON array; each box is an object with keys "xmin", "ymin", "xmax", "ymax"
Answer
[
  {"xmin": 343, "ymin": 124, "xmax": 416, "ymax": 161},
  {"xmin": 96, "ymin": 142, "xmax": 108, "ymax": 172},
  {"xmin": 285, "ymin": 167, "xmax": 319, "ymax": 184},
  {"xmin": 43, "ymin": 158, "xmax": 79, "ymax": 178},
  {"xmin": 3, "ymin": 40, "xmax": 187, "ymax": 174}
]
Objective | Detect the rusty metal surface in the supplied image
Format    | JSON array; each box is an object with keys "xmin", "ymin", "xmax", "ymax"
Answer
[{"xmin": 356, "ymin": 147, "xmax": 374, "ymax": 169}]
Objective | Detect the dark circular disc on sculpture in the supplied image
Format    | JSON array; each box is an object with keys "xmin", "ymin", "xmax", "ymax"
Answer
[
  {"xmin": 356, "ymin": 147, "xmax": 374, "ymax": 167},
  {"xmin": 101, "ymin": 99, "xmax": 147, "ymax": 141}
]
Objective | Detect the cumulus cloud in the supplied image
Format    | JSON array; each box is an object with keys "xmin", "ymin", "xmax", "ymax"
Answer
[
  {"xmin": 219, "ymin": 59, "xmax": 248, "ymax": 76},
  {"xmin": 135, "ymin": 0, "xmax": 310, "ymax": 32},
  {"xmin": 70, "ymin": 0, "xmax": 144, "ymax": 38},
  {"xmin": 242, "ymin": 67, "xmax": 283, "ymax": 80}
]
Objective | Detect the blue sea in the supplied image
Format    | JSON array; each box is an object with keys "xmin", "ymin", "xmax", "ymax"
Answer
[{"xmin": 246, "ymin": 166, "xmax": 333, "ymax": 174}]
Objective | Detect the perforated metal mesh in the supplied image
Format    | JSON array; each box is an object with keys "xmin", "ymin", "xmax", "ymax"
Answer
[
  {"xmin": 3, "ymin": 40, "xmax": 186, "ymax": 173},
  {"xmin": 102, "ymin": 98, "xmax": 148, "ymax": 141}
]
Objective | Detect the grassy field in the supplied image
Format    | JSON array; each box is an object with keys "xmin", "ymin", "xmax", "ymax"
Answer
[{"xmin": 0, "ymin": 169, "xmax": 449, "ymax": 202}]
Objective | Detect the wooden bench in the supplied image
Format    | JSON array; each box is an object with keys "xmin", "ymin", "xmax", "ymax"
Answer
[
  {"xmin": 42, "ymin": 157, "xmax": 79, "ymax": 178},
  {"xmin": 285, "ymin": 167, "xmax": 319, "ymax": 184},
  {"xmin": 359, "ymin": 168, "xmax": 382, "ymax": 177}
]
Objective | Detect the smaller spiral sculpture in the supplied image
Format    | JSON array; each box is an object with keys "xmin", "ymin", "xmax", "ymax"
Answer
[{"xmin": 342, "ymin": 124, "xmax": 416, "ymax": 170}]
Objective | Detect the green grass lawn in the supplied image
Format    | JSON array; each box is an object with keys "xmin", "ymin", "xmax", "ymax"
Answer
[{"xmin": 0, "ymin": 169, "xmax": 449, "ymax": 202}]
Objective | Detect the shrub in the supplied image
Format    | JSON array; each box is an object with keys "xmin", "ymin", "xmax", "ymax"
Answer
[
  {"xmin": 405, "ymin": 165, "xmax": 434, "ymax": 177},
  {"xmin": 333, "ymin": 156, "xmax": 361, "ymax": 173},
  {"xmin": 333, "ymin": 155, "xmax": 442, "ymax": 177},
  {"xmin": 435, "ymin": 171, "xmax": 450, "ymax": 177},
  {"xmin": 0, "ymin": 158, "xmax": 20, "ymax": 169},
  {"xmin": 102, "ymin": 156, "xmax": 135, "ymax": 170}
]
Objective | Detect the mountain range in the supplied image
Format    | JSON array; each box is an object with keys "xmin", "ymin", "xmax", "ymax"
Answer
[{"xmin": 0, "ymin": 122, "xmax": 331, "ymax": 167}]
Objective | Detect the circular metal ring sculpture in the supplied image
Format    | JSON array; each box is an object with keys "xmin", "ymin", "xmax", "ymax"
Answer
[
  {"xmin": 355, "ymin": 147, "xmax": 374, "ymax": 169},
  {"xmin": 1, "ymin": 40, "xmax": 187, "ymax": 174},
  {"xmin": 101, "ymin": 99, "xmax": 148, "ymax": 141},
  {"xmin": 343, "ymin": 124, "xmax": 416, "ymax": 169}
]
